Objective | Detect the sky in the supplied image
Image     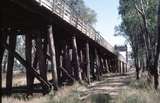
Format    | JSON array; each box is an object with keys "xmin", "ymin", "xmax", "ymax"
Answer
[{"xmin": 84, "ymin": 0, "xmax": 126, "ymax": 46}]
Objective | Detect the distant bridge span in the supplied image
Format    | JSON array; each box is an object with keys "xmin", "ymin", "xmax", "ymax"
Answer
[{"xmin": 0, "ymin": 0, "xmax": 128, "ymax": 95}]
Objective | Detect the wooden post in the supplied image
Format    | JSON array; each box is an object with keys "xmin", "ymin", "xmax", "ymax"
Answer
[
  {"xmin": 6, "ymin": 31, "xmax": 17, "ymax": 95},
  {"xmin": 57, "ymin": 49, "xmax": 62, "ymax": 85},
  {"xmin": 0, "ymin": 29, "xmax": 8, "ymax": 100},
  {"xmin": 47, "ymin": 25, "xmax": 58, "ymax": 89},
  {"xmin": 95, "ymin": 49, "xmax": 100, "ymax": 80},
  {"xmin": 36, "ymin": 34, "xmax": 49, "ymax": 94},
  {"xmin": 37, "ymin": 36, "xmax": 47, "ymax": 79},
  {"xmin": 116, "ymin": 59, "xmax": 119, "ymax": 73},
  {"xmin": 105, "ymin": 59, "xmax": 109, "ymax": 73},
  {"xmin": 25, "ymin": 34, "xmax": 33, "ymax": 94},
  {"xmin": 120, "ymin": 61, "xmax": 122, "ymax": 73},
  {"xmin": 68, "ymin": 49, "xmax": 73, "ymax": 79},
  {"xmin": 125, "ymin": 63, "xmax": 127, "ymax": 73},
  {"xmin": 99, "ymin": 56, "xmax": 103, "ymax": 76},
  {"xmin": 117, "ymin": 60, "xmax": 120, "ymax": 73},
  {"xmin": 63, "ymin": 44, "xmax": 70, "ymax": 81},
  {"xmin": 102, "ymin": 58, "xmax": 106, "ymax": 73},
  {"xmin": 72, "ymin": 35, "xmax": 81, "ymax": 81},
  {"xmin": 59, "ymin": 52, "xmax": 63, "ymax": 84},
  {"xmin": 86, "ymin": 42, "xmax": 90, "ymax": 84},
  {"xmin": 90, "ymin": 50, "xmax": 96, "ymax": 80},
  {"xmin": 122, "ymin": 62, "xmax": 125, "ymax": 74},
  {"xmin": 79, "ymin": 50, "xmax": 85, "ymax": 80}
]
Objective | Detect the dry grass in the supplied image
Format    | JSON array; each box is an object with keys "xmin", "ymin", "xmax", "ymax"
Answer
[
  {"xmin": 115, "ymin": 79, "xmax": 160, "ymax": 103},
  {"xmin": 2, "ymin": 72, "xmax": 53, "ymax": 87},
  {"xmin": 2, "ymin": 82, "xmax": 83, "ymax": 103}
]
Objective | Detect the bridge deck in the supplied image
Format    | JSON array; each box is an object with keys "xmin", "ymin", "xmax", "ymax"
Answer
[{"xmin": 4, "ymin": 0, "xmax": 125, "ymax": 62}]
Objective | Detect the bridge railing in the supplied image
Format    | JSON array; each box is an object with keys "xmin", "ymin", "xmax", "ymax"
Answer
[{"xmin": 35, "ymin": 0, "xmax": 117, "ymax": 55}]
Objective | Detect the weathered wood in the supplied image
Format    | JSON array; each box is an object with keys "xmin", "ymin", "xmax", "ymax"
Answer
[
  {"xmin": 122, "ymin": 62, "xmax": 125, "ymax": 74},
  {"xmin": 69, "ymin": 49, "xmax": 73, "ymax": 78},
  {"xmin": 95, "ymin": 49, "xmax": 100, "ymax": 80},
  {"xmin": 36, "ymin": 35, "xmax": 49, "ymax": 93},
  {"xmin": 101, "ymin": 58, "xmax": 105, "ymax": 72},
  {"xmin": 117, "ymin": 60, "xmax": 120, "ymax": 73},
  {"xmin": 86, "ymin": 42, "xmax": 90, "ymax": 83},
  {"xmin": 57, "ymin": 50, "xmax": 62, "ymax": 85},
  {"xmin": 25, "ymin": 34, "xmax": 33, "ymax": 94},
  {"xmin": 0, "ymin": 30, "xmax": 8, "ymax": 101},
  {"xmin": 6, "ymin": 32, "xmax": 17, "ymax": 95},
  {"xmin": 4, "ymin": 43, "xmax": 52, "ymax": 91},
  {"xmin": 79, "ymin": 50, "xmax": 85, "ymax": 80},
  {"xmin": 90, "ymin": 48, "xmax": 96, "ymax": 80},
  {"xmin": 99, "ymin": 56, "xmax": 103, "ymax": 76},
  {"xmin": 63, "ymin": 45, "xmax": 69, "ymax": 80},
  {"xmin": 105, "ymin": 59, "xmax": 109, "ymax": 73},
  {"xmin": 59, "ymin": 53, "xmax": 75, "ymax": 82},
  {"xmin": 47, "ymin": 25, "xmax": 58, "ymax": 89},
  {"xmin": 36, "ymin": 36, "xmax": 48, "ymax": 83},
  {"xmin": 125, "ymin": 63, "xmax": 127, "ymax": 73},
  {"xmin": 72, "ymin": 35, "xmax": 81, "ymax": 81}
]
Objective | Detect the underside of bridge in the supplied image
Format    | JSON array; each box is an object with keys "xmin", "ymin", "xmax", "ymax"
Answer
[{"xmin": 0, "ymin": 0, "xmax": 128, "ymax": 96}]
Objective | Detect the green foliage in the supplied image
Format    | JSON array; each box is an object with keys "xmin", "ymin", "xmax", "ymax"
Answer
[
  {"xmin": 67, "ymin": 0, "xmax": 97, "ymax": 25},
  {"xmin": 117, "ymin": 0, "xmax": 159, "ymax": 76}
]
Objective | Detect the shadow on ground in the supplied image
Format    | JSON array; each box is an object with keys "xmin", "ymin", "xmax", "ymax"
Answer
[{"xmin": 89, "ymin": 93, "xmax": 112, "ymax": 103}]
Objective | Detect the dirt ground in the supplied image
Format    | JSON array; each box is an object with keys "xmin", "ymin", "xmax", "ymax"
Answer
[{"xmin": 77, "ymin": 69, "xmax": 135, "ymax": 103}]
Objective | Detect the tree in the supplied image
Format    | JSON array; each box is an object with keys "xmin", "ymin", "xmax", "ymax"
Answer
[
  {"xmin": 66, "ymin": 0, "xmax": 97, "ymax": 25},
  {"xmin": 117, "ymin": 0, "xmax": 159, "ymax": 89}
]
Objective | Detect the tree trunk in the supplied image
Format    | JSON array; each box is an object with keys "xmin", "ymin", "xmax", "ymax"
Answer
[{"xmin": 152, "ymin": 2, "xmax": 160, "ymax": 89}]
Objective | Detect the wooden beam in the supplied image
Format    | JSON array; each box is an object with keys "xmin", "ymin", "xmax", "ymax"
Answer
[
  {"xmin": 79, "ymin": 50, "xmax": 85, "ymax": 80},
  {"xmin": 122, "ymin": 62, "xmax": 125, "ymax": 74},
  {"xmin": 72, "ymin": 35, "xmax": 81, "ymax": 81},
  {"xmin": 90, "ymin": 48, "xmax": 96, "ymax": 80},
  {"xmin": 99, "ymin": 56, "xmax": 103, "ymax": 76},
  {"xmin": 47, "ymin": 25, "xmax": 58, "ymax": 89},
  {"xmin": 0, "ymin": 30, "xmax": 8, "ymax": 101},
  {"xmin": 106, "ymin": 59, "xmax": 110, "ymax": 73},
  {"xmin": 63, "ymin": 45, "xmax": 69, "ymax": 81},
  {"xmin": 25, "ymin": 34, "xmax": 33, "ymax": 94},
  {"xmin": 95, "ymin": 49, "xmax": 100, "ymax": 80},
  {"xmin": 4, "ymin": 43, "xmax": 52, "ymax": 90},
  {"xmin": 36, "ymin": 36, "xmax": 48, "ymax": 93},
  {"xmin": 59, "ymin": 53, "xmax": 75, "ymax": 82},
  {"xmin": 6, "ymin": 32, "xmax": 17, "ymax": 95},
  {"xmin": 86, "ymin": 42, "xmax": 90, "ymax": 84},
  {"xmin": 36, "ymin": 36, "xmax": 47, "ymax": 81}
]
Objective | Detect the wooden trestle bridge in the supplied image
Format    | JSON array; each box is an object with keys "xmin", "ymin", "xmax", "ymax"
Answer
[{"xmin": 0, "ymin": 0, "xmax": 128, "ymax": 95}]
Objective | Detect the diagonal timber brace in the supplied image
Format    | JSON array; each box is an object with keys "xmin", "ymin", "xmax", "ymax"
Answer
[{"xmin": 3, "ymin": 43, "xmax": 53, "ymax": 91}]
